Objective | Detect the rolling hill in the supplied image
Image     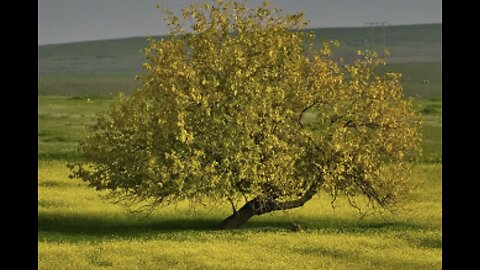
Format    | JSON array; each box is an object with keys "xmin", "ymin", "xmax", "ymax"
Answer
[{"xmin": 38, "ymin": 23, "xmax": 441, "ymax": 98}]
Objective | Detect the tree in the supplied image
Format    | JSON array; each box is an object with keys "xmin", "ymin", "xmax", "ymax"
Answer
[{"xmin": 69, "ymin": 0, "xmax": 421, "ymax": 229}]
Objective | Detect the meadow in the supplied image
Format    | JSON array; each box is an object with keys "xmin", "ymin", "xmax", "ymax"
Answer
[
  {"xmin": 37, "ymin": 96, "xmax": 442, "ymax": 270},
  {"xmin": 38, "ymin": 23, "xmax": 442, "ymax": 269},
  {"xmin": 38, "ymin": 160, "xmax": 441, "ymax": 269}
]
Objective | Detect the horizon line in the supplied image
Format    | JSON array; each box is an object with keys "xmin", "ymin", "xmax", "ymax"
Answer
[{"xmin": 38, "ymin": 22, "xmax": 441, "ymax": 47}]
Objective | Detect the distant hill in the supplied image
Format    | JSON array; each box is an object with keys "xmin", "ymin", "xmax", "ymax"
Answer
[
  {"xmin": 310, "ymin": 23, "xmax": 441, "ymax": 63},
  {"xmin": 38, "ymin": 23, "xmax": 441, "ymax": 98}
]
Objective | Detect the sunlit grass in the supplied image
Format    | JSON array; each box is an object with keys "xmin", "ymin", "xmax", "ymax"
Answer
[{"xmin": 38, "ymin": 161, "xmax": 441, "ymax": 269}]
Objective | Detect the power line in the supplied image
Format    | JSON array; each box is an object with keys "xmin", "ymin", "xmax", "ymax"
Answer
[{"xmin": 365, "ymin": 21, "xmax": 390, "ymax": 56}]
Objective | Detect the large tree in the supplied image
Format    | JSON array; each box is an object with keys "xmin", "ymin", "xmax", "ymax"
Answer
[{"xmin": 70, "ymin": 0, "xmax": 421, "ymax": 229}]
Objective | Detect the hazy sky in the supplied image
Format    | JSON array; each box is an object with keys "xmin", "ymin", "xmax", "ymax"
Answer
[{"xmin": 38, "ymin": 0, "xmax": 442, "ymax": 45}]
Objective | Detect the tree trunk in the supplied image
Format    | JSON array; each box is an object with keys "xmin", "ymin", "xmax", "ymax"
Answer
[
  {"xmin": 219, "ymin": 200, "xmax": 256, "ymax": 230},
  {"xmin": 219, "ymin": 182, "xmax": 320, "ymax": 230}
]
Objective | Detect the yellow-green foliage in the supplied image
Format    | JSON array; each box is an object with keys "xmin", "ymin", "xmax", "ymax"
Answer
[{"xmin": 70, "ymin": 0, "xmax": 421, "ymax": 213}]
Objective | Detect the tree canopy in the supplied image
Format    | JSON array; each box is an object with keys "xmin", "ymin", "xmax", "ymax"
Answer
[{"xmin": 69, "ymin": 0, "xmax": 421, "ymax": 229}]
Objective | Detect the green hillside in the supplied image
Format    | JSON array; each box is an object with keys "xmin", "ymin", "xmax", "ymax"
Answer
[
  {"xmin": 312, "ymin": 24, "xmax": 441, "ymax": 62},
  {"xmin": 38, "ymin": 23, "xmax": 441, "ymax": 98}
]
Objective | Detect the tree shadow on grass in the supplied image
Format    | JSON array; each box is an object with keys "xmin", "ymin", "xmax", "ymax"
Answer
[
  {"xmin": 38, "ymin": 211, "xmax": 221, "ymax": 241},
  {"xmin": 38, "ymin": 211, "xmax": 428, "ymax": 243}
]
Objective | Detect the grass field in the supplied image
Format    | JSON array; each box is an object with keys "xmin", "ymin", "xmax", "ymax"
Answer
[
  {"xmin": 38, "ymin": 96, "xmax": 112, "ymax": 160},
  {"xmin": 38, "ymin": 160, "xmax": 441, "ymax": 270},
  {"xmin": 38, "ymin": 23, "xmax": 441, "ymax": 269},
  {"xmin": 38, "ymin": 95, "xmax": 442, "ymax": 269}
]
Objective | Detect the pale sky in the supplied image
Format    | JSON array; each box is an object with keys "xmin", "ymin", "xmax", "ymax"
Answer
[{"xmin": 38, "ymin": 0, "xmax": 442, "ymax": 45}]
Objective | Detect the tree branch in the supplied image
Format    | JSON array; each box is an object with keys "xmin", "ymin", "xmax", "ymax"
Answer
[
  {"xmin": 298, "ymin": 100, "xmax": 319, "ymax": 129},
  {"xmin": 228, "ymin": 197, "xmax": 237, "ymax": 214},
  {"xmin": 253, "ymin": 178, "xmax": 322, "ymax": 215}
]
